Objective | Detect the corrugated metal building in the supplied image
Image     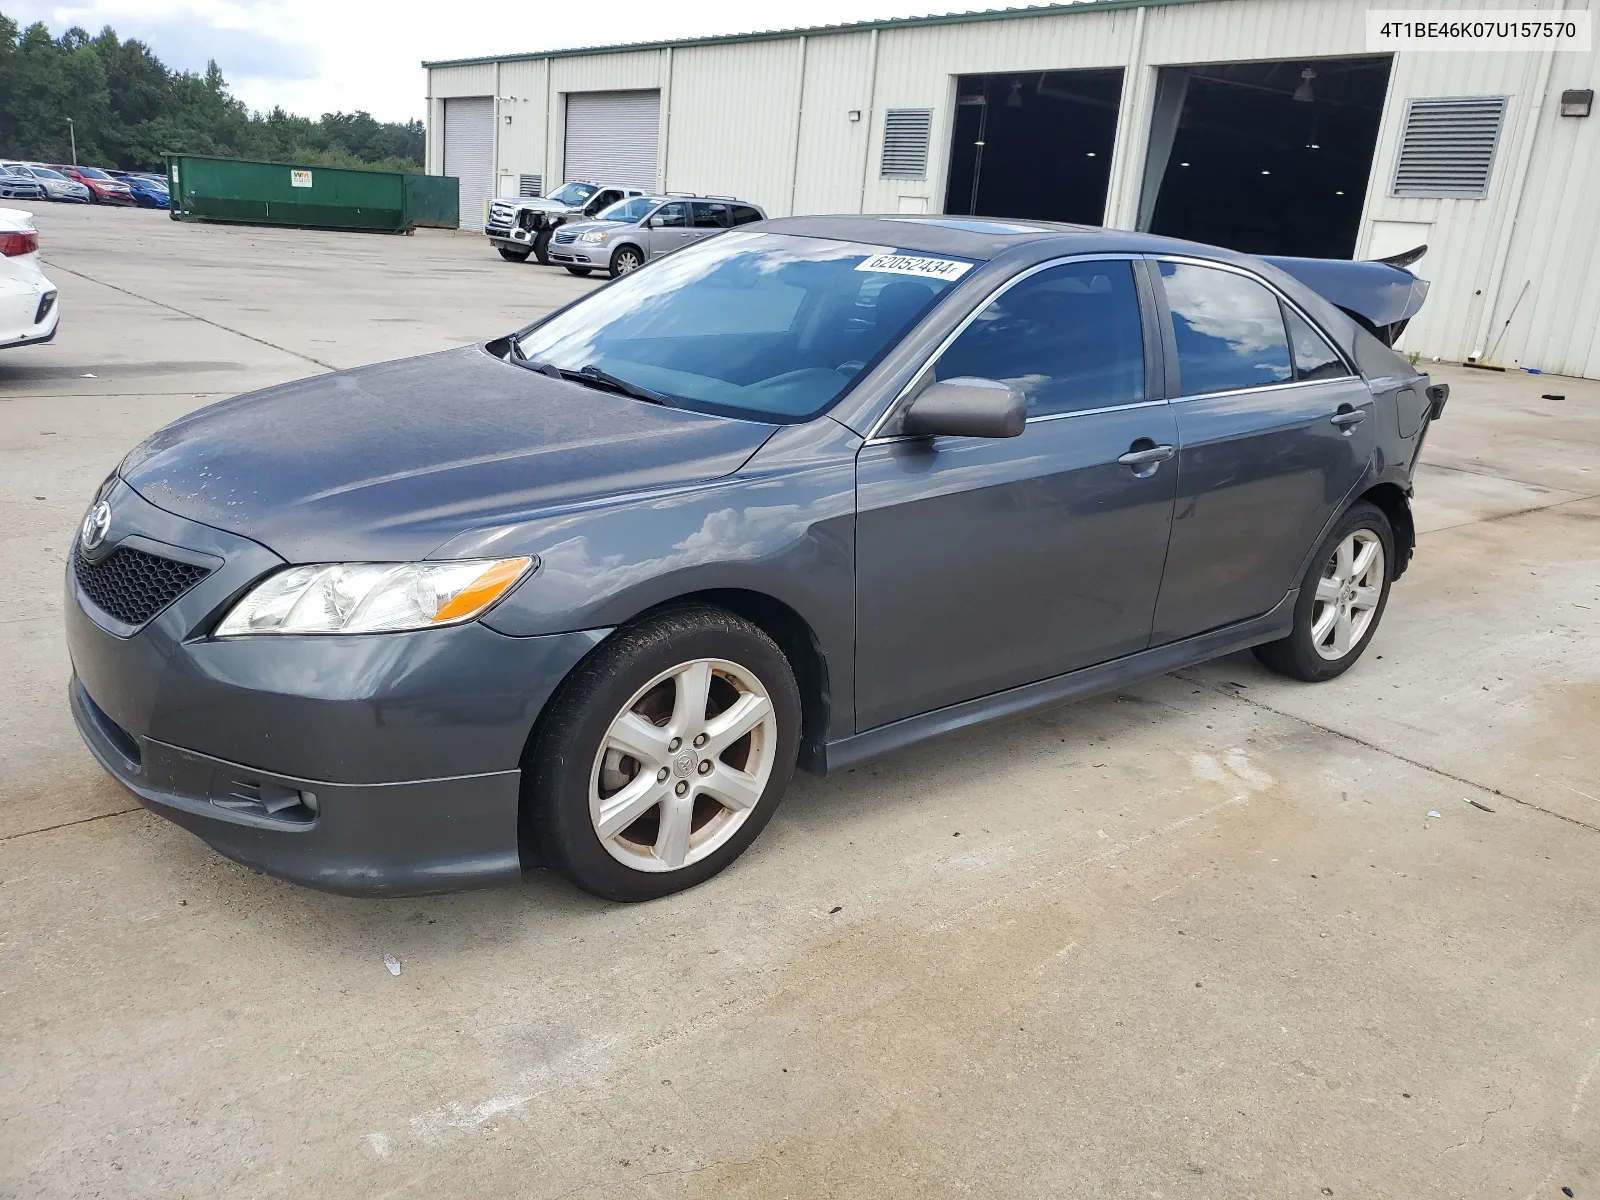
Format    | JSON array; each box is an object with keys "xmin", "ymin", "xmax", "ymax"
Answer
[{"xmin": 424, "ymin": 0, "xmax": 1600, "ymax": 378}]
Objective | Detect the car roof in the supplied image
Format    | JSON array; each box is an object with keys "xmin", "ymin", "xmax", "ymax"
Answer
[{"xmin": 760, "ymin": 214, "xmax": 1258, "ymax": 266}]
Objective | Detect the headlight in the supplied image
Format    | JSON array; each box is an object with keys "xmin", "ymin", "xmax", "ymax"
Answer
[
  {"xmin": 215, "ymin": 557, "xmax": 535, "ymax": 637},
  {"xmin": 578, "ymin": 231, "xmax": 607, "ymax": 243}
]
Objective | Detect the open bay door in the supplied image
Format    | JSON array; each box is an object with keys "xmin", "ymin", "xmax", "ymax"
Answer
[
  {"xmin": 443, "ymin": 96, "xmax": 495, "ymax": 229},
  {"xmin": 563, "ymin": 90, "xmax": 660, "ymax": 190}
]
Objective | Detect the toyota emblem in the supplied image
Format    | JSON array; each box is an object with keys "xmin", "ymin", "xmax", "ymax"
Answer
[{"xmin": 80, "ymin": 501, "xmax": 112, "ymax": 552}]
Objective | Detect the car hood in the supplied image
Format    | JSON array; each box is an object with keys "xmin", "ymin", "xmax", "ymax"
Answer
[
  {"xmin": 119, "ymin": 346, "xmax": 779, "ymax": 562},
  {"xmin": 510, "ymin": 198, "xmax": 578, "ymax": 214}
]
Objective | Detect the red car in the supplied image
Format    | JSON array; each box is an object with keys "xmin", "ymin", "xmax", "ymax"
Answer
[{"xmin": 50, "ymin": 166, "xmax": 135, "ymax": 205}]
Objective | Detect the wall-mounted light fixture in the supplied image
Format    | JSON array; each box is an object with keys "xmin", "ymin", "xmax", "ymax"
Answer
[
  {"xmin": 1293, "ymin": 68, "xmax": 1317, "ymax": 103},
  {"xmin": 1560, "ymin": 89, "xmax": 1594, "ymax": 118},
  {"xmin": 848, "ymin": 110, "xmax": 861, "ymax": 121}
]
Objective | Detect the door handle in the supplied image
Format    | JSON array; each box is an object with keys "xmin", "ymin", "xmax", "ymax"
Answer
[
  {"xmin": 1117, "ymin": 444, "xmax": 1176, "ymax": 466},
  {"xmin": 1330, "ymin": 408, "xmax": 1367, "ymax": 428}
]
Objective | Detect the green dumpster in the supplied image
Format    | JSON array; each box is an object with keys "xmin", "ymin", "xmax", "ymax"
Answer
[{"xmin": 166, "ymin": 155, "xmax": 459, "ymax": 233}]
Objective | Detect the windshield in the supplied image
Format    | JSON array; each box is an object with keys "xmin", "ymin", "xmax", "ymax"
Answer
[
  {"xmin": 31, "ymin": 167, "xmax": 64, "ymax": 179},
  {"xmin": 515, "ymin": 231, "xmax": 978, "ymax": 423},
  {"xmin": 598, "ymin": 196, "xmax": 655, "ymax": 223},
  {"xmin": 549, "ymin": 182, "xmax": 597, "ymax": 206},
  {"xmin": 79, "ymin": 168, "xmax": 112, "ymax": 180}
]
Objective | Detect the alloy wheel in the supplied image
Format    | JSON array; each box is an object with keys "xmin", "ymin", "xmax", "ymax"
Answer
[
  {"xmin": 615, "ymin": 248, "xmax": 642, "ymax": 274},
  {"xmin": 589, "ymin": 658, "xmax": 778, "ymax": 872},
  {"xmin": 1311, "ymin": 529, "xmax": 1385, "ymax": 660}
]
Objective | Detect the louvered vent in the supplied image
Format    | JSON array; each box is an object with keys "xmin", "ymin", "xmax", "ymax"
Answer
[
  {"xmin": 881, "ymin": 109, "xmax": 933, "ymax": 179},
  {"xmin": 1392, "ymin": 96, "xmax": 1508, "ymax": 199},
  {"xmin": 519, "ymin": 174, "xmax": 542, "ymax": 197}
]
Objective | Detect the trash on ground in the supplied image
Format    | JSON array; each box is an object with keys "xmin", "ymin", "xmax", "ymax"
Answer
[
  {"xmin": 1542, "ymin": 393, "xmax": 1566, "ymax": 401},
  {"xmin": 383, "ymin": 953, "xmax": 401, "ymax": 976},
  {"xmin": 1469, "ymin": 799, "xmax": 1496, "ymax": 812},
  {"xmin": 1427, "ymin": 810, "xmax": 1442, "ymax": 819}
]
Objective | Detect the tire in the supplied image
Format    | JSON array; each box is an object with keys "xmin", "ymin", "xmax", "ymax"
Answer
[
  {"xmin": 1253, "ymin": 501, "xmax": 1395, "ymax": 682},
  {"xmin": 498, "ymin": 246, "xmax": 532, "ymax": 262},
  {"xmin": 609, "ymin": 245, "xmax": 644, "ymax": 278},
  {"xmin": 524, "ymin": 606, "xmax": 802, "ymax": 902},
  {"xmin": 564, "ymin": 266, "xmax": 593, "ymax": 276},
  {"xmin": 532, "ymin": 228, "xmax": 553, "ymax": 265}
]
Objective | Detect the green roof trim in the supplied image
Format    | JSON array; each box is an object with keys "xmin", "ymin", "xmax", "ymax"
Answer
[{"xmin": 422, "ymin": 0, "xmax": 1211, "ymax": 69}]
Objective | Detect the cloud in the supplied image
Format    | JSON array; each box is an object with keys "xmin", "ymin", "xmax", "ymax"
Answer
[{"xmin": 10, "ymin": 3, "xmax": 319, "ymax": 83}]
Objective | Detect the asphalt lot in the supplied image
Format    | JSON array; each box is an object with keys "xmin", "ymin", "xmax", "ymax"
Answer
[{"xmin": 2, "ymin": 203, "xmax": 1597, "ymax": 1199}]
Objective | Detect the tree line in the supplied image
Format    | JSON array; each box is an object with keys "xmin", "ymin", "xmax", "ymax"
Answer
[{"xmin": 0, "ymin": 14, "xmax": 424, "ymax": 173}]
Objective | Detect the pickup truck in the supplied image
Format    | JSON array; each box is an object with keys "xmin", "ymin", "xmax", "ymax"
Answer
[{"xmin": 485, "ymin": 181, "xmax": 646, "ymax": 264}]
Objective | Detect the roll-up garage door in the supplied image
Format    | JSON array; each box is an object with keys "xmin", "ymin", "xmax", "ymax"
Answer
[
  {"xmin": 564, "ymin": 90, "xmax": 660, "ymax": 190},
  {"xmin": 443, "ymin": 96, "xmax": 494, "ymax": 229}
]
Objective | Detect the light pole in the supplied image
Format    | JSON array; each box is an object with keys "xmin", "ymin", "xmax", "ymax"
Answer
[{"xmin": 66, "ymin": 118, "xmax": 77, "ymax": 166}]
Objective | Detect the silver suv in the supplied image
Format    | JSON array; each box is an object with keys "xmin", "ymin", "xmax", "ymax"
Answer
[
  {"xmin": 486, "ymin": 182, "xmax": 647, "ymax": 264},
  {"xmin": 548, "ymin": 195, "xmax": 766, "ymax": 277}
]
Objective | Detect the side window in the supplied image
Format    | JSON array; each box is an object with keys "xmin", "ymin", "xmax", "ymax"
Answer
[
  {"xmin": 586, "ymin": 189, "xmax": 619, "ymax": 215},
  {"xmin": 1159, "ymin": 262, "xmax": 1292, "ymax": 395},
  {"xmin": 653, "ymin": 202, "xmax": 688, "ymax": 228},
  {"xmin": 934, "ymin": 260, "xmax": 1145, "ymax": 418},
  {"xmin": 731, "ymin": 205, "xmax": 763, "ymax": 225},
  {"xmin": 1285, "ymin": 308, "xmax": 1350, "ymax": 381},
  {"xmin": 691, "ymin": 202, "xmax": 727, "ymax": 229}
]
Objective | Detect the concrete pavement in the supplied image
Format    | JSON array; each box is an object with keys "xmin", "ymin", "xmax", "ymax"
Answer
[{"xmin": 1, "ymin": 205, "xmax": 1596, "ymax": 1199}]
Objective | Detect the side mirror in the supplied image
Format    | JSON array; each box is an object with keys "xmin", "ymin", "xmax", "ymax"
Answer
[
  {"xmin": 901, "ymin": 377, "xmax": 1027, "ymax": 439},
  {"xmin": 644, "ymin": 217, "xmax": 657, "ymax": 229}
]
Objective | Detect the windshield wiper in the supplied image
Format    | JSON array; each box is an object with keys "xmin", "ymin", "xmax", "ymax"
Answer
[
  {"xmin": 513, "ymin": 354, "xmax": 671, "ymax": 406},
  {"xmin": 575, "ymin": 365, "xmax": 669, "ymax": 405}
]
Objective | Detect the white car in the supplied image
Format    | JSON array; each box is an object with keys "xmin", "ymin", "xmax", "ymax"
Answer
[
  {"xmin": 3, "ymin": 163, "xmax": 91, "ymax": 203},
  {"xmin": 0, "ymin": 208, "xmax": 60, "ymax": 348}
]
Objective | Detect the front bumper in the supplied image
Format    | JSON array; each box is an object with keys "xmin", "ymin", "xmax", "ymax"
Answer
[{"xmin": 64, "ymin": 481, "xmax": 609, "ymax": 895}]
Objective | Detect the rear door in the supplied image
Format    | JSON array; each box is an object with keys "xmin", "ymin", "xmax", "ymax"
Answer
[
  {"xmin": 644, "ymin": 201, "xmax": 692, "ymax": 258},
  {"xmin": 688, "ymin": 201, "xmax": 730, "ymax": 246},
  {"xmin": 1149, "ymin": 257, "xmax": 1376, "ymax": 643},
  {"xmin": 854, "ymin": 256, "xmax": 1180, "ymax": 730}
]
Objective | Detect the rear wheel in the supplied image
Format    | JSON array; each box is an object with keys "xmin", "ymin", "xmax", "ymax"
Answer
[
  {"xmin": 524, "ymin": 607, "xmax": 801, "ymax": 901},
  {"xmin": 564, "ymin": 266, "xmax": 593, "ymax": 277},
  {"xmin": 1253, "ymin": 501, "xmax": 1394, "ymax": 682},
  {"xmin": 609, "ymin": 245, "xmax": 644, "ymax": 278},
  {"xmin": 498, "ymin": 246, "xmax": 532, "ymax": 262}
]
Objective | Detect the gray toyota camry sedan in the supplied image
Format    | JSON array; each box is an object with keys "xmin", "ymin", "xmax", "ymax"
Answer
[{"xmin": 65, "ymin": 216, "xmax": 1446, "ymax": 901}]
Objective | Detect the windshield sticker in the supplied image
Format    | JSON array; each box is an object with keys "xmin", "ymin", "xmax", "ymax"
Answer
[{"xmin": 854, "ymin": 253, "xmax": 974, "ymax": 282}]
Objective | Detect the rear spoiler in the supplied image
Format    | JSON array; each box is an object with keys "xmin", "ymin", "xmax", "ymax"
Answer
[{"xmin": 1261, "ymin": 246, "xmax": 1431, "ymax": 347}]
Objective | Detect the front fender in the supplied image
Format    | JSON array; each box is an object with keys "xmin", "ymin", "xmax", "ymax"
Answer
[{"xmin": 437, "ymin": 418, "xmax": 861, "ymax": 733}]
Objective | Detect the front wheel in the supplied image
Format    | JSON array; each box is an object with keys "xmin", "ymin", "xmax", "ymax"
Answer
[
  {"xmin": 524, "ymin": 607, "xmax": 801, "ymax": 901},
  {"xmin": 609, "ymin": 245, "xmax": 644, "ymax": 278},
  {"xmin": 1253, "ymin": 501, "xmax": 1394, "ymax": 682},
  {"xmin": 498, "ymin": 246, "xmax": 532, "ymax": 262},
  {"xmin": 532, "ymin": 228, "xmax": 553, "ymax": 265}
]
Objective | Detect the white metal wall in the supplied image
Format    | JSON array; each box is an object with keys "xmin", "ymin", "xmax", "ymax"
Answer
[{"xmin": 427, "ymin": 0, "xmax": 1600, "ymax": 377}]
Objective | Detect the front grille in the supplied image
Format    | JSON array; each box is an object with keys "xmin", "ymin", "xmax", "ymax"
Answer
[
  {"xmin": 552, "ymin": 230, "xmax": 578, "ymax": 245},
  {"xmin": 74, "ymin": 545, "xmax": 211, "ymax": 626}
]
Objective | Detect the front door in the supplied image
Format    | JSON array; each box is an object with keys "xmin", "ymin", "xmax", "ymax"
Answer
[
  {"xmin": 855, "ymin": 258, "xmax": 1179, "ymax": 731},
  {"xmin": 1149, "ymin": 259, "xmax": 1378, "ymax": 643},
  {"xmin": 644, "ymin": 201, "xmax": 692, "ymax": 258}
]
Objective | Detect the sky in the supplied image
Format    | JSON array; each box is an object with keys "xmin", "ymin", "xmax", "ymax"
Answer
[{"xmin": 6, "ymin": 0, "xmax": 1036, "ymax": 123}]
